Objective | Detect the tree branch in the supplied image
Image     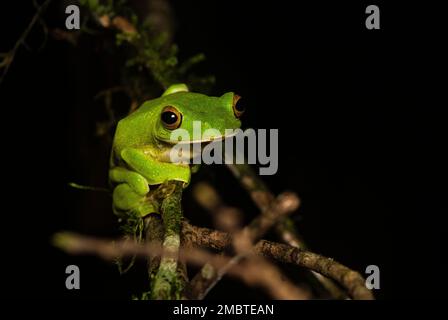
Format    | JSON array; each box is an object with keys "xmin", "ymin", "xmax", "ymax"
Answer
[
  {"xmin": 53, "ymin": 225, "xmax": 373, "ymax": 300},
  {"xmin": 255, "ymin": 240, "xmax": 373, "ymax": 300},
  {"xmin": 183, "ymin": 222, "xmax": 373, "ymax": 300},
  {"xmin": 144, "ymin": 214, "xmax": 163, "ymax": 291},
  {"xmin": 53, "ymin": 230, "xmax": 309, "ymax": 299},
  {"xmin": 225, "ymin": 163, "xmax": 347, "ymax": 299},
  {"xmin": 149, "ymin": 180, "xmax": 186, "ymax": 300},
  {"xmin": 0, "ymin": 0, "xmax": 52, "ymax": 84},
  {"xmin": 187, "ymin": 191, "xmax": 300, "ymax": 299}
]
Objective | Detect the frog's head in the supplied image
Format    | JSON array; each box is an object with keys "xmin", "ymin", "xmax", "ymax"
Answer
[{"xmin": 152, "ymin": 84, "xmax": 243, "ymax": 144}]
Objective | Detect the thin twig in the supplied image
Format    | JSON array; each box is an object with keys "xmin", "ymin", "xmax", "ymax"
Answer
[
  {"xmin": 187, "ymin": 192, "xmax": 300, "ymax": 299},
  {"xmin": 0, "ymin": 0, "xmax": 52, "ymax": 84},
  {"xmin": 192, "ymin": 182, "xmax": 243, "ymax": 232}
]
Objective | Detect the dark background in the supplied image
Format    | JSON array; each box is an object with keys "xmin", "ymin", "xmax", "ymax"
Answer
[{"xmin": 0, "ymin": 1, "xmax": 444, "ymax": 300}]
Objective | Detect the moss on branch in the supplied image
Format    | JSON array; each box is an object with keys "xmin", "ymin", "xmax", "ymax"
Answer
[{"xmin": 149, "ymin": 180, "xmax": 186, "ymax": 300}]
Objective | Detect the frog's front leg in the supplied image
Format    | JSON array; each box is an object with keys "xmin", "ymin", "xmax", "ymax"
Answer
[
  {"xmin": 121, "ymin": 147, "xmax": 191, "ymax": 185},
  {"xmin": 109, "ymin": 167, "xmax": 156, "ymax": 217},
  {"xmin": 110, "ymin": 167, "xmax": 149, "ymax": 195},
  {"xmin": 111, "ymin": 147, "xmax": 190, "ymax": 217}
]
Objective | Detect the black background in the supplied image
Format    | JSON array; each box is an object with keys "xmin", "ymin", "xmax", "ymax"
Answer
[{"xmin": 0, "ymin": 0, "xmax": 444, "ymax": 300}]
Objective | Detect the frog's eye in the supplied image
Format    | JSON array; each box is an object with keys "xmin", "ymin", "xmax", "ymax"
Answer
[
  {"xmin": 232, "ymin": 94, "xmax": 245, "ymax": 119},
  {"xmin": 161, "ymin": 106, "xmax": 182, "ymax": 130}
]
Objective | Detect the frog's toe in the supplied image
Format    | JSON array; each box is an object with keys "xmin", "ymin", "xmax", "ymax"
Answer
[{"xmin": 113, "ymin": 183, "xmax": 158, "ymax": 217}]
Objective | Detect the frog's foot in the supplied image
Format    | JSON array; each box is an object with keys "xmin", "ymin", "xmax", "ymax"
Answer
[{"xmin": 112, "ymin": 183, "xmax": 158, "ymax": 217}]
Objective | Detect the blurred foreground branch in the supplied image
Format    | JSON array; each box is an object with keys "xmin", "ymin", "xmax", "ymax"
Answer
[
  {"xmin": 187, "ymin": 191, "xmax": 301, "ymax": 299},
  {"xmin": 183, "ymin": 222, "xmax": 373, "ymax": 300},
  {"xmin": 225, "ymin": 163, "xmax": 348, "ymax": 299},
  {"xmin": 53, "ymin": 224, "xmax": 373, "ymax": 300}
]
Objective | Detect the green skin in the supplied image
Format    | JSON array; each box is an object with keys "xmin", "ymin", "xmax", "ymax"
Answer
[{"xmin": 109, "ymin": 84, "xmax": 241, "ymax": 217}]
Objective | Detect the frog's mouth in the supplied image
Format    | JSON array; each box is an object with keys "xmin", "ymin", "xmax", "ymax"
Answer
[{"xmin": 157, "ymin": 130, "xmax": 238, "ymax": 145}]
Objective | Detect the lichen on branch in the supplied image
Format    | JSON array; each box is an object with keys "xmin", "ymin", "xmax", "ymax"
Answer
[{"xmin": 149, "ymin": 180, "xmax": 186, "ymax": 300}]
